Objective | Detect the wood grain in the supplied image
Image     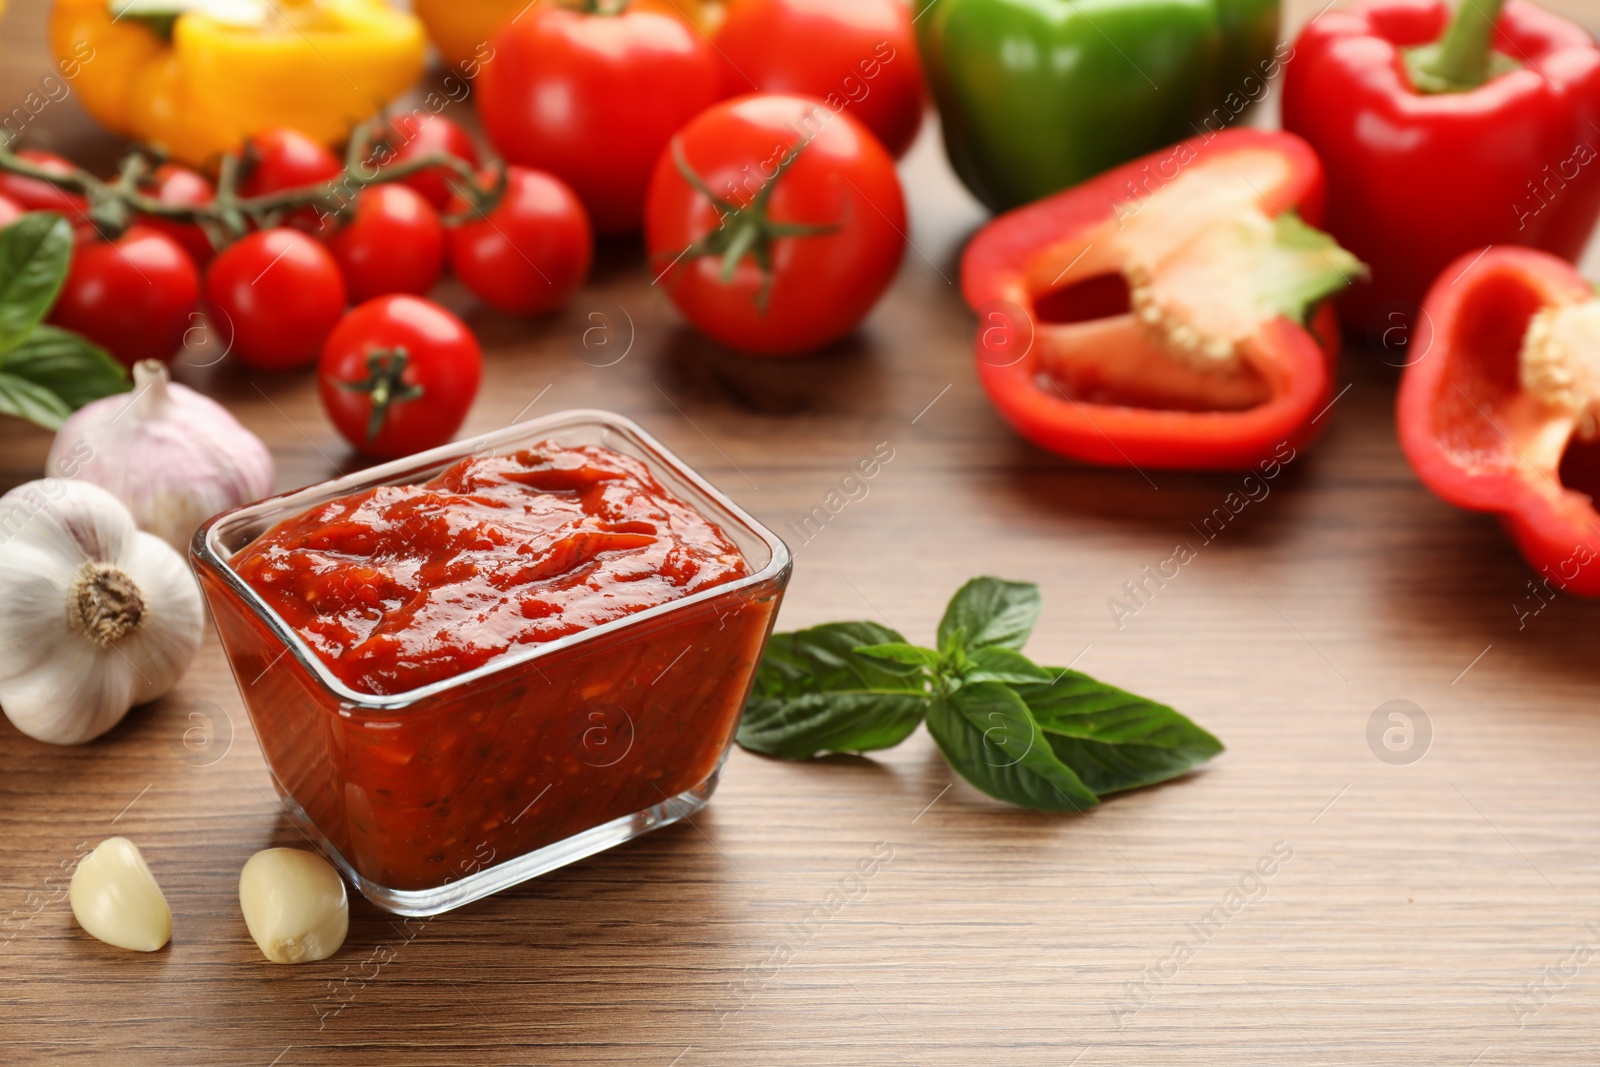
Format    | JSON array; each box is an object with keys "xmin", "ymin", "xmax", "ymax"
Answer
[{"xmin": 3, "ymin": 1, "xmax": 1600, "ymax": 1063}]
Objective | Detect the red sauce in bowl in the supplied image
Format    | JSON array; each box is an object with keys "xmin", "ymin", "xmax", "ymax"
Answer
[{"xmin": 234, "ymin": 444, "xmax": 749, "ymax": 695}]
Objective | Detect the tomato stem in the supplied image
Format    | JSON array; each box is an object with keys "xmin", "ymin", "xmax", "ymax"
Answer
[{"xmin": 337, "ymin": 346, "xmax": 425, "ymax": 445}]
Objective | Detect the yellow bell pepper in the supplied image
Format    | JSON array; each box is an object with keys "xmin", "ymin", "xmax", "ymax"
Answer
[
  {"xmin": 50, "ymin": 0, "xmax": 426, "ymax": 166},
  {"xmin": 415, "ymin": 0, "xmax": 718, "ymax": 71}
]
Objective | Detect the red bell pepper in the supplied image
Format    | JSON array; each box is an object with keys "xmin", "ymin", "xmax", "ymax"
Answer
[
  {"xmin": 961, "ymin": 128, "xmax": 1363, "ymax": 471},
  {"xmin": 1398, "ymin": 246, "xmax": 1600, "ymax": 595},
  {"xmin": 1282, "ymin": 0, "xmax": 1600, "ymax": 339}
]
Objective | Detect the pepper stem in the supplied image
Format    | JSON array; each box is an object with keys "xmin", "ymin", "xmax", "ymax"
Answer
[
  {"xmin": 337, "ymin": 347, "xmax": 424, "ymax": 445},
  {"xmin": 1405, "ymin": 0, "xmax": 1518, "ymax": 94}
]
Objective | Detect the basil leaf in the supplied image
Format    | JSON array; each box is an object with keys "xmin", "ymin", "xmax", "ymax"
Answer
[
  {"xmin": 1, "ymin": 325, "xmax": 128, "ymax": 409},
  {"xmin": 936, "ymin": 577, "xmax": 1041, "ymax": 656},
  {"xmin": 738, "ymin": 621, "xmax": 930, "ymax": 759},
  {"xmin": 925, "ymin": 681, "xmax": 1097, "ymax": 812},
  {"xmin": 0, "ymin": 214, "xmax": 73, "ymax": 353},
  {"xmin": 0, "ymin": 370, "xmax": 71, "ymax": 429},
  {"xmin": 1014, "ymin": 672, "xmax": 1223, "ymax": 796},
  {"xmin": 960, "ymin": 646, "xmax": 1053, "ymax": 685},
  {"xmin": 853, "ymin": 641, "xmax": 939, "ymax": 672}
]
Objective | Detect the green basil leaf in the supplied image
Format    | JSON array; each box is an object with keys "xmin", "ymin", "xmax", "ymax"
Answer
[
  {"xmin": 1014, "ymin": 672, "xmax": 1223, "ymax": 796},
  {"xmin": 925, "ymin": 681, "xmax": 1097, "ymax": 812},
  {"xmin": 738, "ymin": 621, "xmax": 931, "ymax": 759},
  {"xmin": 960, "ymin": 646, "xmax": 1054, "ymax": 686},
  {"xmin": 853, "ymin": 641, "xmax": 939, "ymax": 673},
  {"xmin": 0, "ymin": 370, "xmax": 72, "ymax": 429},
  {"xmin": 0, "ymin": 214, "xmax": 73, "ymax": 353},
  {"xmin": 1, "ymin": 325, "xmax": 128, "ymax": 408},
  {"xmin": 936, "ymin": 576, "xmax": 1041, "ymax": 656}
]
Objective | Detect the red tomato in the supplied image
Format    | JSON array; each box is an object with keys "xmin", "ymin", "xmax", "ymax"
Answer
[
  {"xmin": 318, "ymin": 295, "xmax": 482, "ymax": 458},
  {"xmin": 0, "ymin": 194, "xmax": 22, "ymax": 228},
  {"xmin": 644, "ymin": 93, "xmax": 906, "ymax": 355},
  {"xmin": 141, "ymin": 164, "xmax": 216, "ymax": 268},
  {"xmin": 238, "ymin": 129, "xmax": 343, "ymax": 198},
  {"xmin": 382, "ymin": 113, "xmax": 480, "ymax": 210},
  {"xmin": 447, "ymin": 166, "xmax": 592, "ymax": 315},
  {"xmin": 475, "ymin": 3, "xmax": 722, "ymax": 233},
  {"xmin": 0, "ymin": 150, "xmax": 88, "ymax": 222},
  {"xmin": 713, "ymin": 0, "xmax": 924, "ymax": 158},
  {"xmin": 322, "ymin": 185, "xmax": 445, "ymax": 303},
  {"xmin": 204, "ymin": 228, "xmax": 348, "ymax": 371},
  {"xmin": 48, "ymin": 227, "xmax": 200, "ymax": 367}
]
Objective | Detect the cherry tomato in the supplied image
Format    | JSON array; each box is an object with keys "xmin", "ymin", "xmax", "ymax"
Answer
[
  {"xmin": 475, "ymin": 2, "xmax": 721, "ymax": 233},
  {"xmin": 644, "ymin": 93, "xmax": 906, "ymax": 355},
  {"xmin": 0, "ymin": 150, "xmax": 88, "ymax": 222},
  {"xmin": 238, "ymin": 129, "xmax": 343, "ymax": 198},
  {"xmin": 447, "ymin": 166, "xmax": 592, "ymax": 315},
  {"xmin": 382, "ymin": 113, "xmax": 480, "ymax": 210},
  {"xmin": 318, "ymin": 295, "xmax": 482, "ymax": 458},
  {"xmin": 713, "ymin": 0, "xmax": 924, "ymax": 158},
  {"xmin": 204, "ymin": 228, "xmax": 347, "ymax": 371},
  {"xmin": 141, "ymin": 164, "xmax": 216, "ymax": 269},
  {"xmin": 322, "ymin": 185, "xmax": 445, "ymax": 303},
  {"xmin": 48, "ymin": 227, "xmax": 200, "ymax": 367},
  {"xmin": 0, "ymin": 194, "xmax": 22, "ymax": 228}
]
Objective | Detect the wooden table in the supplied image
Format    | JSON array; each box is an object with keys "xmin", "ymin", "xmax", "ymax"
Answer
[{"xmin": 5, "ymin": 2, "xmax": 1600, "ymax": 1064}]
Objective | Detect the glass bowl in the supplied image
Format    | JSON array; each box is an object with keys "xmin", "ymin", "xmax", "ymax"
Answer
[{"xmin": 191, "ymin": 410, "xmax": 790, "ymax": 916}]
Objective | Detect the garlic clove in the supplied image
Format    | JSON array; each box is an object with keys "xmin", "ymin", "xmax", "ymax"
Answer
[
  {"xmin": 239, "ymin": 848, "xmax": 349, "ymax": 964},
  {"xmin": 69, "ymin": 837, "xmax": 172, "ymax": 952}
]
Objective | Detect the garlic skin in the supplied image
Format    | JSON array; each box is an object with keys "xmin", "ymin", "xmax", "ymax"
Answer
[
  {"xmin": 0, "ymin": 480, "xmax": 204, "ymax": 744},
  {"xmin": 70, "ymin": 837, "xmax": 172, "ymax": 952},
  {"xmin": 47, "ymin": 360, "xmax": 274, "ymax": 552},
  {"xmin": 239, "ymin": 848, "xmax": 349, "ymax": 964}
]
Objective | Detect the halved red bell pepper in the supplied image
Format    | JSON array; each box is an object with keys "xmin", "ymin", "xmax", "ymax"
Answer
[
  {"xmin": 1398, "ymin": 246, "xmax": 1600, "ymax": 595},
  {"xmin": 961, "ymin": 128, "xmax": 1363, "ymax": 471}
]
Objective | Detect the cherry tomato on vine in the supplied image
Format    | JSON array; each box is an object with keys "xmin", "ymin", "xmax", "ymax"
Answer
[
  {"xmin": 48, "ymin": 226, "xmax": 200, "ymax": 367},
  {"xmin": 321, "ymin": 185, "xmax": 445, "ymax": 303},
  {"xmin": 475, "ymin": 0, "xmax": 721, "ymax": 233},
  {"xmin": 0, "ymin": 150, "xmax": 88, "ymax": 222},
  {"xmin": 318, "ymin": 295, "xmax": 482, "ymax": 458},
  {"xmin": 204, "ymin": 228, "xmax": 347, "ymax": 371},
  {"xmin": 382, "ymin": 113, "xmax": 480, "ymax": 210},
  {"xmin": 712, "ymin": 0, "xmax": 924, "ymax": 159},
  {"xmin": 644, "ymin": 93, "xmax": 906, "ymax": 355},
  {"xmin": 141, "ymin": 164, "xmax": 216, "ymax": 268},
  {"xmin": 238, "ymin": 129, "xmax": 343, "ymax": 199},
  {"xmin": 447, "ymin": 166, "xmax": 591, "ymax": 315}
]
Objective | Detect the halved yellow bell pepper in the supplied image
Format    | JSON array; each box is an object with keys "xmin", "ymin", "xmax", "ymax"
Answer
[{"xmin": 50, "ymin": 0, "xmax": 426, "ymax": 166}]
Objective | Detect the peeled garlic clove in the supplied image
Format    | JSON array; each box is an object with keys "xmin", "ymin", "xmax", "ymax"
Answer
[
  {"xmin": 239, "ymin": 848, "xmax": 348, "ymax": 964},
  {"xmin": 69, "ymin": 837, "xmax": 172, "ymax": 952}
]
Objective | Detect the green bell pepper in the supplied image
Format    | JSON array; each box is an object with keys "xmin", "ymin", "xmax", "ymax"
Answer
[{"xmin": 916, "ymin": 0, "xmax": 1282, "ymax": 212}]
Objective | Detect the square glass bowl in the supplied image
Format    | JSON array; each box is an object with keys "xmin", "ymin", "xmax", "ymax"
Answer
[{"xmin": 191, "ymin": 410, "xmax": 790, "ymax": 916}]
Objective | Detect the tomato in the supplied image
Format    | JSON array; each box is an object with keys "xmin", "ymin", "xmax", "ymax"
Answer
[
  {"xmin": 475, "ymin": 2, "xmax": 722, "ymax": 233},
  {"xmin": 0, "ymin": 194, "xmax": 22, "ymax": 228},
  {"xmin": 204, "ymin": 228, "xmax": 348, "ymax": 371},
  {"xmin": 644, "ymin": 93, "xmax": 906, "ymax": 355},
  {"xmin": 238, "ymin": 129, "xmax": 343, "ymax": 198},
  {"xmin": 141, "ymin": 164, "xmax": 216, "ymax": 269},
  {"xmin": 322, "ymin": 185, "xmax": 445, "ymax": 303},
  {"xmin": 712, "ymin": 0, "xmax": 924, "ymax": 158},
  {"xmin": 48, "ymin": 227, "xmax": 200, "ymax": 367},
  {"xmin": 447, "ymin": 166, "xmax": 591, "ymax": 315},
  {"xmin": 318, "ymin": 295, "xmax": 482, "ymax": 458},
  {"xmin": 0, "ymin": 150, "xmax": 88, "ymax": 222},
  {"xmin": 382, "ymin": 113, "xmax": 480, "ymax": 210}
]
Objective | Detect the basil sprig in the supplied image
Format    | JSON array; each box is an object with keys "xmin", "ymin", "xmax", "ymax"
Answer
[
  {"xmin": 736, "ymin": 577, "xmax": 1223, "ymax": 812},
  {"xmin": 0, "ymin": 213, "xmax": 128, "ymax": 429}
]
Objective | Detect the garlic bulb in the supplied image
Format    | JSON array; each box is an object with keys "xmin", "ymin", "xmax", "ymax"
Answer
[
  {"xmin": 47, "ymin": 360, "xmax": 274, "ymax": 552},
  {"xmin": 0, "ymin": 480, "xmax": 204, "ymax": 744}
]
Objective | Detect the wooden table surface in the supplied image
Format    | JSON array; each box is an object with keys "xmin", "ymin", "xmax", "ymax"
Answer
[{"xmin": 5, "ymin": 1, "xmax": 1600, "ymax": 1064}]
